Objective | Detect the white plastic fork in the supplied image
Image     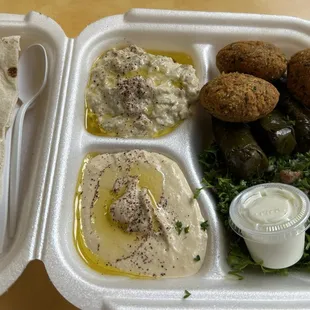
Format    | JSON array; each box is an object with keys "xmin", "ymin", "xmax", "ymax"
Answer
[{"xmin": 9, "ymin": 44, "xmax": 48, "ymax": 238}]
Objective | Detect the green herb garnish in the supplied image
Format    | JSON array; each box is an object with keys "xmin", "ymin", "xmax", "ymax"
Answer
[
  {"xmin": 183, "ymin": 290, "xmax": 191, "ymax": 299},
  {"xmin": 228, "ymin": 270, "xmax": 244, "ymax": 280},
  {"xmin": 184, "ymin": 226, "xmax": 190, "ymax": 234},
  {"xmin": 175, "ymin": 221, "xmax": 183, "ymax": 235},
  {"xmin": 200, "ymin": 220, "xmax": 209, "ymax": 231},
  {"xmin": 193, "ymin": 187, "xmax": 203, "ymax": 199},
  {"xmin": 194, "ymin": 255, "xmax": 200, "ymax": 262}
]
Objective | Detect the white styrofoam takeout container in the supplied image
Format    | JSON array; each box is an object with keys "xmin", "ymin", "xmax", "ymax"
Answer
[{"xmin": 1, "ymin": 8, "xmax": 310, "ymax": 309}]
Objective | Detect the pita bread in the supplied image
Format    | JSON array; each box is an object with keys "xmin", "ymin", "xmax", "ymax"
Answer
[{"xmin": 0, "ymin": 36, "xmax": 20, "ymax": 195}]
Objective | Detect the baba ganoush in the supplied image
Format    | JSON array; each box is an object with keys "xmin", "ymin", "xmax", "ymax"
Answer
[
  {"xmin": 75, "ymin": 150, "xmax": 208, "ymax": 278},
  {"xmin": 85, "ymin": 45, "xmax": 199, "ymax": 138}
]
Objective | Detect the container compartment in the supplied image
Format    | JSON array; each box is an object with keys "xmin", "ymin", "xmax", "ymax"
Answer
[{"xmin": 0, "ymin": 11, "xmax": 68, "ymax": 294}]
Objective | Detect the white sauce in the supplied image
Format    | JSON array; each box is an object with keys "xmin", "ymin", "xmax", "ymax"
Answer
[
  {"xmin": 244, "ymin": 233, "xmax": 305, "ymax": 269},
  {"xmin": 230, "ymin": 184, "xmax": 310, "ymax": 269}
]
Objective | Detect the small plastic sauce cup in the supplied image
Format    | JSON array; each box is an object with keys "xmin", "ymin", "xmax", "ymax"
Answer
[{"xmin": 229, "ymin": 183, "xmax": 310, "ymax": 269}]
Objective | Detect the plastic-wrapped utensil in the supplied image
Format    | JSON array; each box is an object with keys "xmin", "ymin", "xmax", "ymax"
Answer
[{"xmin": 9, "ymin": 44, "xmax": 48, "ymax": 238}]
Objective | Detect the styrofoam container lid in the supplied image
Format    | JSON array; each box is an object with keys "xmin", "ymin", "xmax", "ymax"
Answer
[{"xmin": 229, "ymin": 183, "xmax": 310, "ymax": 243}]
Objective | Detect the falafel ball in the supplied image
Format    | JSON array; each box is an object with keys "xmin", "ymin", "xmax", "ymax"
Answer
[
  {"xmin": 287, "ymin": 48, "xmax": 310, "ymax": 108},
  {"xmin": 216, "ymin": 41, "xmax": 287, "ymax": 81},
  {"xmin": 199, "ymin": 72, "xmax": 279, "ymax": 122}
]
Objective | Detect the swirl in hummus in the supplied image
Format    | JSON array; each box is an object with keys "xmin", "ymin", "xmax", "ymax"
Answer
[
  {"xmin": 85, "ymin": 45, "xmax": 199, "ymax": 138},
  {"xmin": 76, "ymin": 150, "xmax": 208, "ymax": 278}
]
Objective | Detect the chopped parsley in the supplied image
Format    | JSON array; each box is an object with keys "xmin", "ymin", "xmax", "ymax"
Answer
[
  {"xmin": 175, "ymin": 221, "xmax": 183, "ymax": 235},
  {"xmin": 183, "ymin": 290, "xmax": 191, "ymax": 299},
  {"xmin": 200, "ymin": 220, "xmax": 209, "ymax": 231},
  {"xmin": 197, "ymin": 144, "xmax": 310, "ymax": 277},
  {"xmin": 194, "ymin": 255, "xmax": 200, "ymax": 262},
  {"xmin": 175, "ymin": 222, "xmax": 191, "ymax": 235}
]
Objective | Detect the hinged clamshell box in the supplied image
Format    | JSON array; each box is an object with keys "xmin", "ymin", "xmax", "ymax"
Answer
[{"xmin": 1, "ymin": 8, "xmax": 310, "ymax": 309}]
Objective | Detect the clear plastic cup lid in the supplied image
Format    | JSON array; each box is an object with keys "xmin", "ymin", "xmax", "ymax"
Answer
[{"xmin": 229, "ymin": 183, "xmax": 310, "ymax": 242}]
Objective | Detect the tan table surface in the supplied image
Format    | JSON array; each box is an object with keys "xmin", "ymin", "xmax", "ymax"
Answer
[{"xmin": 1, "ymin": 0, "xmax": 310, "ymax": 309}]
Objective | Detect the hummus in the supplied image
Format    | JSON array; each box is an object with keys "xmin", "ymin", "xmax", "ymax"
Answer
[
  {"xmin": 76, "ymin": 150, "xmax": 207, "ymax": 278},
  {"xmin": 85, "ymin": 45, "xmax": 199, "ymax": 138}
]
